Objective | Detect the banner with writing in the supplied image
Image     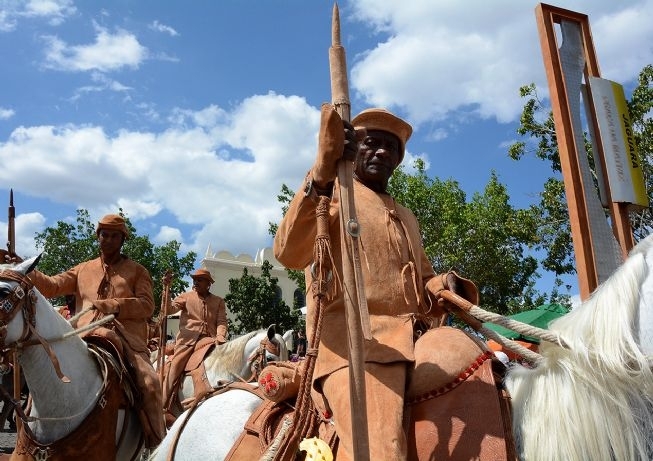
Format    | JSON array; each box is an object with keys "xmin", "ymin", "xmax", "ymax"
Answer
[{"xmin": 589, "ymin": 76, "xmax": 648, "ymax": 209}]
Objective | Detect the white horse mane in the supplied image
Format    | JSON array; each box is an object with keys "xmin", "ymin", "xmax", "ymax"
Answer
[
  {"xmin": 205, "ymin": 330, "xmax": 260, "ymax": 378},
  {"xmin": 507, "ymin": 235, "xmax": 653, "ymax": 461}
]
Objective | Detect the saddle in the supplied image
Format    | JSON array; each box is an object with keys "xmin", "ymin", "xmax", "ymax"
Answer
[
  {"xmin": 165, "ymin": 337, "xmax": 218, "ymax": 419},
  {"xmin": 406, "ymin": 327, "xmax": 517, "ymax": 461},
  {"xmin": 184, "ymin": 336, "xmax": 216, "ymax": 372},
  {"xmin": 224, "ymin": 327, "xmax": 515, "ymax": 461}
]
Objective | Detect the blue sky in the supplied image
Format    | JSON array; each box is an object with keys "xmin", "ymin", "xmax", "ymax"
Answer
[{"xmin": 1, "ymin": 0, "xmax": 652, "ymax": 298}]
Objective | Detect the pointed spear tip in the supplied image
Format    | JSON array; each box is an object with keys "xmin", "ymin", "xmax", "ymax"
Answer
[
  {"xmin": 9, "ymin": 189, "xmax": 13, "ymax": 206},
  {"xmin": 332, "ymin": 3, "xmax": 341, "ymax": 46}
]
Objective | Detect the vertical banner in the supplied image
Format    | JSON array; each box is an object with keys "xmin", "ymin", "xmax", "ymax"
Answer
[{"xmin": 589, "ymin": 76, "xmax": 649, "ymax": 209}]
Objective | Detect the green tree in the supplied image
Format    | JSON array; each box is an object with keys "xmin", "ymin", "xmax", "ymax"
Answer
[
  {"xmin": 508, "ymin": 83, "xmax": 576, "ymax": 282},
  {"xmin": 34, "ymin": 208, "xmax": 197, "ymax": 314},
  {"xmin": 626, "ymin": 64, "xmax": 653, "ymax": 240},
  {"xmin": 270, "ymin": 160, "xmax": 550, "ymax": 315},
  {"xmin": 224, "ymin": 260, "xmax": 301, "ymax": 335},
  {"xmin": 268, "ymin": 185, "xmax": 306, "ymax": 294},
  {"xmin": 388, "ymin": 160, "xmax": 547, "ymax": 313}
]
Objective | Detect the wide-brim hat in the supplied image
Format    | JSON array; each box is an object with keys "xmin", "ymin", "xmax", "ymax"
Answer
[
  {"xmin": 96, "ymin": 214, "xmax": 129, "ymax": 239},
  {"xmin": 191, "ymin": 268, "xmax": 215, "ymax": 284},
  {"xmin": 352, "ymin": 108, "xmax": 413, "ymax": 162}
]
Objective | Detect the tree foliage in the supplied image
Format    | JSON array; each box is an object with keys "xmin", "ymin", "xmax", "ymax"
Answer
[
  {"xmin": 268, "ymin": 184, "xmax": 306, "ymax": 293},
  {"xmin": 509, "ymin": 65, "xmax": 653, "ymax": 251},
  {"xmin": 224, "ymin": 260, "xmax": 301, "ymax": 334},
  {"xmin": 507, "ymin": 84, "xmax": 576, "ymax": 281},
  {"xmin": 388, "ymin": 160, "xmax": 548, "ymax": 313},
  {"xmin": 34, "ymin": 208, "xmax": 197, "ymax": 314},
  {"xmin": 626, "ymin": 64, "xmax": 653, "ymax": 240}
]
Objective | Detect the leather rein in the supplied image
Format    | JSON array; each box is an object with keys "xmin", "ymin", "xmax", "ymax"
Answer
[{"xmin": 245, "ymin": 336, "xmax": 281, "ymax": 383}]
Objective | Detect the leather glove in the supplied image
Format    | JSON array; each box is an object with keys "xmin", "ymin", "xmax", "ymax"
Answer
[
  {"xmin": 215, "ymin": 336, "xmax": 226, "ymax": 346},
  {"xmin": 311, "ymin": 103, "xmax": 345, "ymax": 188},
  {"xmin": 0, "ymin": 250, "xmax": 22, "ymax": 264},
  {"xmin": 426, "ymin": 271, "xmax": 479, "ymax": 310},
  {"xmin": 93, "ymin": 299, "xmax": 119, "ymax": 315}
]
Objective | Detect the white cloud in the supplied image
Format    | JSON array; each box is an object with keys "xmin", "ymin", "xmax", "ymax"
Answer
[
  {"xmin": 154, "ymin": 226, "xmax": 183, "ymax": 246},
  {"xmin": 347, "ymin": 0, "xmax": 653, "ymax": 130},
  {"xmin": 68, "ymin": 71, "xmax": 132, "ymax": 101},
  {"xmin": 149, "ymin": 20, "xmax": 179, "ymax": 37},
  {"xmin": 0, "ymin": 93, "xmax": 319, "ymax": 257},
  {"xmin": 0, "ymin": 107, "xmax": 15, "ymax": 120},
  {"xmin": 24, "ymin": 0, "xmax": 76, "ymax": 25},
  {"xmin": 0, "ymin": 9, "xmax": 16, "ymax": 32},
  {"xmin": 0, "ymin": 0, "xmax": 75, "ymax": 31},
  {"xmin": 42, "ymin": 25, "xmax": 147, "ymax": 72}
]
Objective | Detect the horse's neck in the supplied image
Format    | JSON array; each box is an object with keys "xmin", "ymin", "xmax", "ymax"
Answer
[
  {"xmin": 204, "ymin": 333, "xmax": 256, "ymax": 382},
  {"xmin": 20, "ymin": 303, "xmax": 103, "ymax": 442}
]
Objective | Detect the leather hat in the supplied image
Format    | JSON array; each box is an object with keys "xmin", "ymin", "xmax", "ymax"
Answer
[
  {"xmin": 96, "ymin": 214, "xmax": 129, "ymax": 239},
  {"xmin": 352, "ymin": 108, "xmax": 413, "ymax": 161},
  {"xmin": 191, "ymin": 268, "xmax": 215, "ymax": 284}
]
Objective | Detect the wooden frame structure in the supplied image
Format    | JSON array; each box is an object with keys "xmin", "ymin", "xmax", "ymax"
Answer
[{"xmin": 535, "ymin": 3, "xmax": 634, "ymax": 299}]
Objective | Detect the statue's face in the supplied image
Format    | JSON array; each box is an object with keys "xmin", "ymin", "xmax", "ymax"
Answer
[
  {"xmin": 192, "ymin": 278, "xmax": 211, "ymax": 296},
  {"xmin": 354, "ymin": 130, "xmax": 401, "ymax": 192},
  {"xmin": 97, "ymin": 229, "xmax": 124, "ymax": 255}
]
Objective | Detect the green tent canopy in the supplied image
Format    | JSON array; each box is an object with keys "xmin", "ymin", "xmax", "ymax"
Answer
[{"xmin": 483, "ymin": 303, "xmax": 570, "ymax": 344}]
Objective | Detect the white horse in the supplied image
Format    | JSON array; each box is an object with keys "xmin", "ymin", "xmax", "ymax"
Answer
[
  {"xmin": 150, "ymin": 234, "xmax": 653, "ymax": 461},
  {"xmin": 152, "ymin": 386, "xmax": 262, "ymax": 460},
  {"xmin": 506, "ymin": 233, "xmax": 653, "ymax": 461},
  {"xmin": 166, "ymin": 326, "xmax": 288, "ymax": 418},
  {"xmin": 150, "ymin": 329, "xmax": 292, "ymax": 369},
  {"xmin": 0, "ymin": 256, "xmax": 143, "ymax": 460}
]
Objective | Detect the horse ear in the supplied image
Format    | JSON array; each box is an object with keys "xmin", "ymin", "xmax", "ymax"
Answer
[
  {"xmin": 267, "ymin": 324, "xmax": 277, "ymax": 340},
  {"xmin": 26, "ymin": 253, "xmax": 42, "ymax": 274},
  {"xmin": 11, "ymin": 253, "xmax": 42, "ymax": 275}
]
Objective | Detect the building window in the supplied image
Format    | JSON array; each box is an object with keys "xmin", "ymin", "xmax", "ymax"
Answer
[{"xmin": 293, "ymin": 289, "xmax": 305, "ymax": 309}]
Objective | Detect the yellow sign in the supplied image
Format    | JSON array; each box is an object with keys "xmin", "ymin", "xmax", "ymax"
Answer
[{"xmin": 589, "ymin": 76, "xmax": 649, "ymax": 209}]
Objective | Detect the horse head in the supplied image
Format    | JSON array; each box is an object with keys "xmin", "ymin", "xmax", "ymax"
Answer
[
  {"xmin": 263, "ymin": 324, "xmax": 289, "ymax": 361},
  {"xmin": 245, "ymin": 325, "xmax": 289, "ymax": 380},
  {"xmin": 0, "ymin": 255, "xmax": 47, "ymax": 351},
  {"xmin": 1, "ymin": 256, "xmax": 144, "ymax": 457}
]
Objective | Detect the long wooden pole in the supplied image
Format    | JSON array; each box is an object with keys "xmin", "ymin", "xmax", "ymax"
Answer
[
  {"xmin": 7, "ymin": 189, "xmax": 15, "ymax": 258},
  {"xmin": 329, "ymin": 5, "xmax": 370, "ymax": 460},
  {"xmin": 157, "ymin": 270, "xmax": 172, "ymax": 388},
  {"xmin": 7, "ymin": 190, "xmax": 22, "ymax": 433}
]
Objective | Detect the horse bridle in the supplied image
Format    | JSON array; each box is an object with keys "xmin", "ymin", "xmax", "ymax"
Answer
[
  {"xmin": 0, "ymin": 268, "xmax": 68, "ymax": 382},
  {"xmin": 246, "ymin": 336, "xmax": 281, "ymax": 382},
  {"xmin": 0, "ymin": 268, "xmax": 38, "ymax": 351}
]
